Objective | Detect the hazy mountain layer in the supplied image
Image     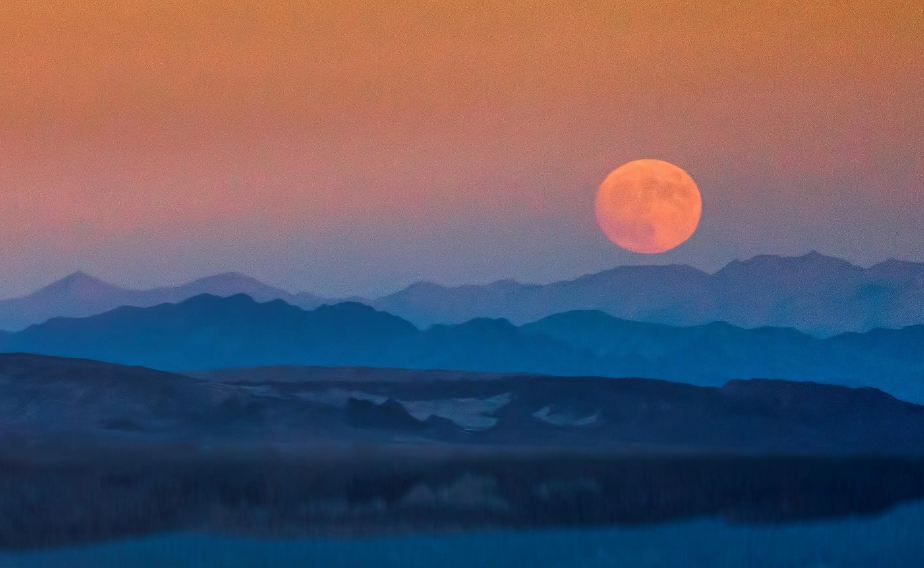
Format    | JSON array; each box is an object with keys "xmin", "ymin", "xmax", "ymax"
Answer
[
  {"xmin": 2, "ymin": 295, "xmax": 923, "ymax": 402},
  {"xmin": 0, "ymin": 272, "xmax": 326, "ymax": 331},
  {"xmin": 2, "ymin": 252, "xmax": 923, "ymax": 335},
  {"xmin": 367, "ymin": 252, "xmax": 924, "ymax": 335}
]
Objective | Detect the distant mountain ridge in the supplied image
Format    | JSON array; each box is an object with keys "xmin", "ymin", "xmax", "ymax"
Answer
[
  {"xmin": 2, "ymin": 294, "xmax": 924, "ymax": 403},
  {"xmin": 366, "ymin": 252, "xmax": 924, "ymax": 335},
  {"xmin": 0, "ymin": 272, "xmax": 327, "ymax": 331},
  {"xmin": 2, "ymin": 252, "xmax": 922, "ymax": 334}
]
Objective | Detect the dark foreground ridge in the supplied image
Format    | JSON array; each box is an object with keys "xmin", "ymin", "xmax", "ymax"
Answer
[
  {"xmin": 5, "ymin": 354, "xmax": 924, "ymax": 549},
  {"xmin": 4, "ymin": 353, "xmax": 924, "ymax": 453},
  {"xmin": 2, "ymin": 451, "xmax": 924, "ymax": 549}
]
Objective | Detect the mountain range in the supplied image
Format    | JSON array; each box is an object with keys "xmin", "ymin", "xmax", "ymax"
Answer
[
  {"xmin": 2, "ymin": 293, "xmax": 923, "ymax": 403},
  {"xmin": 2, "ymin": 252, "xmax": 922, "ymax": 335},
  {"xmin": 366, "ymin": 252, "xmax": 924, "ymax": 335}
]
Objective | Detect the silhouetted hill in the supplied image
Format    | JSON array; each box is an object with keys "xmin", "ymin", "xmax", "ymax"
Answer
[
  {"xmin": 2, "ymin": 295, "xmax": 924, "ymax": 402},
  {"xmin": 0, "ymin": 353, "xmax": 247, "ymax": 440},
  {"xmin": 367, "ymin": 252, "xmax": 924, "ymax": 335},
  {"xmin": 2, "ymin": 295, "xmax": 416, "ymax": 371},
  {"xmin": 0, "ymin": 272, "xmax": 327, "ymax": 331},
  {"xmin": 521, "ymin": 311, "xmax": 924, "ymax": 401}
]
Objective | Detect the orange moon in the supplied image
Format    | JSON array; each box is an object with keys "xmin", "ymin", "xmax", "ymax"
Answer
[{"xmin": 595, "ymin": 159, "xmax": 702, "ymax": 254}]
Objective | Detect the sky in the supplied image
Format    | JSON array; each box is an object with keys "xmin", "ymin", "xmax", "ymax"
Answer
[{"xmin": 0, "ymin": 0, "xmax": 921, "ymax": 298}]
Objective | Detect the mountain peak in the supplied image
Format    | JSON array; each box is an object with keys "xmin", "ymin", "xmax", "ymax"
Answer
[
  {"xmin": 716, "ymin": 252, "xmax": 861, "ymax": 277},
  {"xmin": 316, "ymin": 300, "xmax": 382, "ymax": 314},
  {"xmin": 59, "ymin": 270, "xmax": 97, "ymax": 283},
  {"xmin": 180, "ymin": 292, "xmax": 257, "ymax": 304},
  {"xmin": 797, "ymin": 251, "xmax": 857, "ymax": 267},
  {"xmin": 39, "ymin": 272, "xmax": 122, "ymax": 297},
  {"xmin": 173, "ymin": 273, "xmax": 294, "ymax": 302}
]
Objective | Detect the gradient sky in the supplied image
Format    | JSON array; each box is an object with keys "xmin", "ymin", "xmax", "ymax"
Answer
[{"xmin": 1, "ymin": 0, "xmax": 921, "ymax": 298}]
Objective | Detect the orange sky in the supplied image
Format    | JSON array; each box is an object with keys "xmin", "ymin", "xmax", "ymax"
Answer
[{"xmin": 0, "ymin": 0, "xmax": 922, "ymax": 296}]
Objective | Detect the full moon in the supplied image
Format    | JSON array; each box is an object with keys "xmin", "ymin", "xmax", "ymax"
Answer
[{"xmin": 595, "ymin": 159, "xmax": 702, "ymax": 254}]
